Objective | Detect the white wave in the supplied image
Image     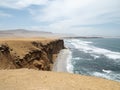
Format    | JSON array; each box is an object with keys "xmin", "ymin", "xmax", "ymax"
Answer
[
  {"xmin": 53, "ymin": 49, "xmax": 73, "ymax": 73},
  {"xmin": 68, "ymin": 39, "xmax": 120, "ymax": 60},
  {"xmin": 93, "ymin": 72, "xmax": 111, "ymax": 79},
  {"xmin": 102, "ymin": 69, "xmax": 112, "ymax": 73},
  {"xmin": 93, "ymin": 71, "xmax": 120, "ymax": 82},
  {"xmin": 66, "ymin": 50, "xmax": 73, "ymax": 73},
  {"xmin": 91, "ymin": 54, "xmax": 100, "ymax": 59},
  {"xmin": 73, "ymin": 57, "xmax": 82, "ymax": 60},
  {"xmin": 82, "ymin": 41, "xmax": 93, "ymax": 44}
]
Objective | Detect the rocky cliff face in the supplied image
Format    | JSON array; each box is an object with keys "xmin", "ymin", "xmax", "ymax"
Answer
[{"xmin": 0, "ymin": 39, "xmax": 64, "ymax": 70}]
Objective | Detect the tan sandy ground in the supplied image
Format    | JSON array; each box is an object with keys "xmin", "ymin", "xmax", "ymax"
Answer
[
  {"xmin": 0, "ymin": 69, "xmax": 120, "ymax": 90},
  {"xmin": 0, "ymin": 37, "xmax": 58, "ymax": 58},
  {"xmin": 0, "ymin": 37, "xmax": 120, "ymax": 90},
  {"xmin": 0, "ymin": 37, "xmax": 63, "ymax": 70}
]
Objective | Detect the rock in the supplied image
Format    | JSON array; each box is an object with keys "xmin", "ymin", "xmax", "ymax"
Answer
[{"xmin": 0, "ymin": 39, "xmax": 64, "ymax": 70}]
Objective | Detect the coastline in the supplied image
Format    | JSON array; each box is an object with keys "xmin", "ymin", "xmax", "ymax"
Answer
[
  {"xmin": 0, "ymin": 37, "xmax": 120, "ymax": 90},
  {"xmin": 0, "ymin": 38, "xmax": 64, "ymax": 70},
  {"xmin": 52, "ymin": 49, "xmax": 70, "ymax": 72}
]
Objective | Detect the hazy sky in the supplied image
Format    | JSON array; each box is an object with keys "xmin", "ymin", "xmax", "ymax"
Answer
[{"xmin": 0, "ymin": 0, "xmax": 120, "ymax": 36}]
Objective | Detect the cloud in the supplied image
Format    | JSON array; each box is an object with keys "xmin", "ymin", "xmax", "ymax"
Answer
[
  {"xmin": 0, "ymin": 0, "xmax": 48, "ymax": 9},
  {"xmin": 27, "ymin": 0, "xmax": 120, "ymax": 36},
  {"xmin": 0, "ymin": 0, "xmax": 120, "ymax": 36},
  {"xmin": 0, "ymin": 11, "xmax": 12, "ymax": 17},
  {"xmin": 29, "ymin": 0, "xmax": 120, "ymax": 28}
]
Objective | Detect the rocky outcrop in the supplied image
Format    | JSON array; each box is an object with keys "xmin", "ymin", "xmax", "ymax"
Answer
[
  {"xmin": 0, "ymin": 45, "xmax": 15, "ymax": 69},
  {"xmin": 0, "ymin": 39, "xmax": 64, "ymax": 70}
]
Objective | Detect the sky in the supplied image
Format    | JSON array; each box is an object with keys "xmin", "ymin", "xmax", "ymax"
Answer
[{"xmin": 0, "ymin": 0, "xmax": 120, "ymax": 36}]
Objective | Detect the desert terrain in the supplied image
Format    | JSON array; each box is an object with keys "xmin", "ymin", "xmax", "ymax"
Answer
[
  {"xmin": 0, "ymin": 30, "xmax": 120, "ymax": 90},
  {"xmin": 0, "ymin": 69, "xmax": 120, "ymax": 90}
]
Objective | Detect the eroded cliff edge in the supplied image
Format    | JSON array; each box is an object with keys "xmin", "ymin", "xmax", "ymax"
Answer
[{"xmin": 0, "ymin": 38, "xmax": 64, "ymax": 70}]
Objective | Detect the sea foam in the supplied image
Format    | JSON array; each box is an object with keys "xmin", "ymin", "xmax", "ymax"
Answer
[
  {"xmin": 66, "ymin": 49, "xmax": 73, "ymax": 73},
  {"xmin": 64, "ymin": 39, "xmax": 120, "ymax": 82},
  {"xmin": 53, "ymin": 49, "xmax": 73, "ymax": 73},
  {"xmin": 67, "ymin": 39, "xmax": 120, "ymax": 60},
  {"xmin": 93, "ymin": 71, "xmax": 120, "ymax": 82}
]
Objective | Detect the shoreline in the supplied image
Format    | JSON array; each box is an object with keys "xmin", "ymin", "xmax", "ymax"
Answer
[
  {"xmin": 52, "ymin": 49, "xmax": 70, "ymax": 72},
  {"xmin": 0, "ymin": 37, "xmax": 120, "ymax": 90}
]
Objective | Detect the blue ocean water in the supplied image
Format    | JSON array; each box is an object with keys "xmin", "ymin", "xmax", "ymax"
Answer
[{"xmin": 64, "ymin": 38, "xmax": 120, "ymax": 82}]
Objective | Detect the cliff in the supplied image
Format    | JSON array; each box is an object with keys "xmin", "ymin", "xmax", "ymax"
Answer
[
  {"xmin": 0, "ymin": 38, "xmax": 64, "ymax": 70},
  {"xmin": 0, "ymin": 38, "xmax": 120, "ymax": 90}
]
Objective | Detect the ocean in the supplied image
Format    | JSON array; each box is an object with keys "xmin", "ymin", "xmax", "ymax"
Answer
[{"xmin": 63, "ymin": 38, "xmax": 120, "ymax": 82}]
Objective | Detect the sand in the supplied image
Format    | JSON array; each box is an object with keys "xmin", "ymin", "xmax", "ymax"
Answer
[
  {"xmin": 52, "ymin": 49, "xmax": 69, "ymax": 72},
  {"xmin": 0, "ymin": 69, "xmax": 120, "ymax": 90},
  {"xmin": 0, "ymin": 37, "xmax": 58, "ymax": 58},
  {"xmin": 0, "ymin": 36, "xmax": 120, "ymax": 90},
  {"xmin": 0, "ymin": 37, "xmax": 64, "ymax": 70}
]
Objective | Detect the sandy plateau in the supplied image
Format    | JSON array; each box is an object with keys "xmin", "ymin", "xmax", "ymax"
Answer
[{"xmin": 0, "ymin": 30, "xmax": 120, "ymax": 90}]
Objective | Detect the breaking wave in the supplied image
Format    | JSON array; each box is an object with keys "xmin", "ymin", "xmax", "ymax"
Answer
[
  {"xmin": 92, "ymin": 71, "xmax": 120, "ymax": 82},
  {"xmin": 65, "ymin": 39, "xmax": 120, "ymax": 60},
  {"xmin": 53, "ymin": 49, "xmax": 73, "ymax": 73},
  {"xmin": 64, "ymin": 39, "xmax": 120, "ymax": 82}
]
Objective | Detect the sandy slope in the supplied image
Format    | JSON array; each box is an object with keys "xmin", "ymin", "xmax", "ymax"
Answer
[
  {"xmin": 0, "ymin": 35, "xmax": 120, "ymax": 90},
  {"xmin": 0, "ymin": 69, "xmax": 120, "ymax": 90}
]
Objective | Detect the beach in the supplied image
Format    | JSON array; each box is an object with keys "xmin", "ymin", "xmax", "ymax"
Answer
[
  {"xmin": 52, "ymin": 49, "xmax": 70, "ymax": 72},
  {"xmin": 0, "ymin": 0, "xmax": 120, "ymax": 89},
  {"xmin": 0, "ymin": 33, "xmax": 120, "ymax": 90}
]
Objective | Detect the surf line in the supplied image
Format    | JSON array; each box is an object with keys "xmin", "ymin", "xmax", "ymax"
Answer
[{"xmin": 52, "ymin": 49, "xmax": 73, "ymax": 73}]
